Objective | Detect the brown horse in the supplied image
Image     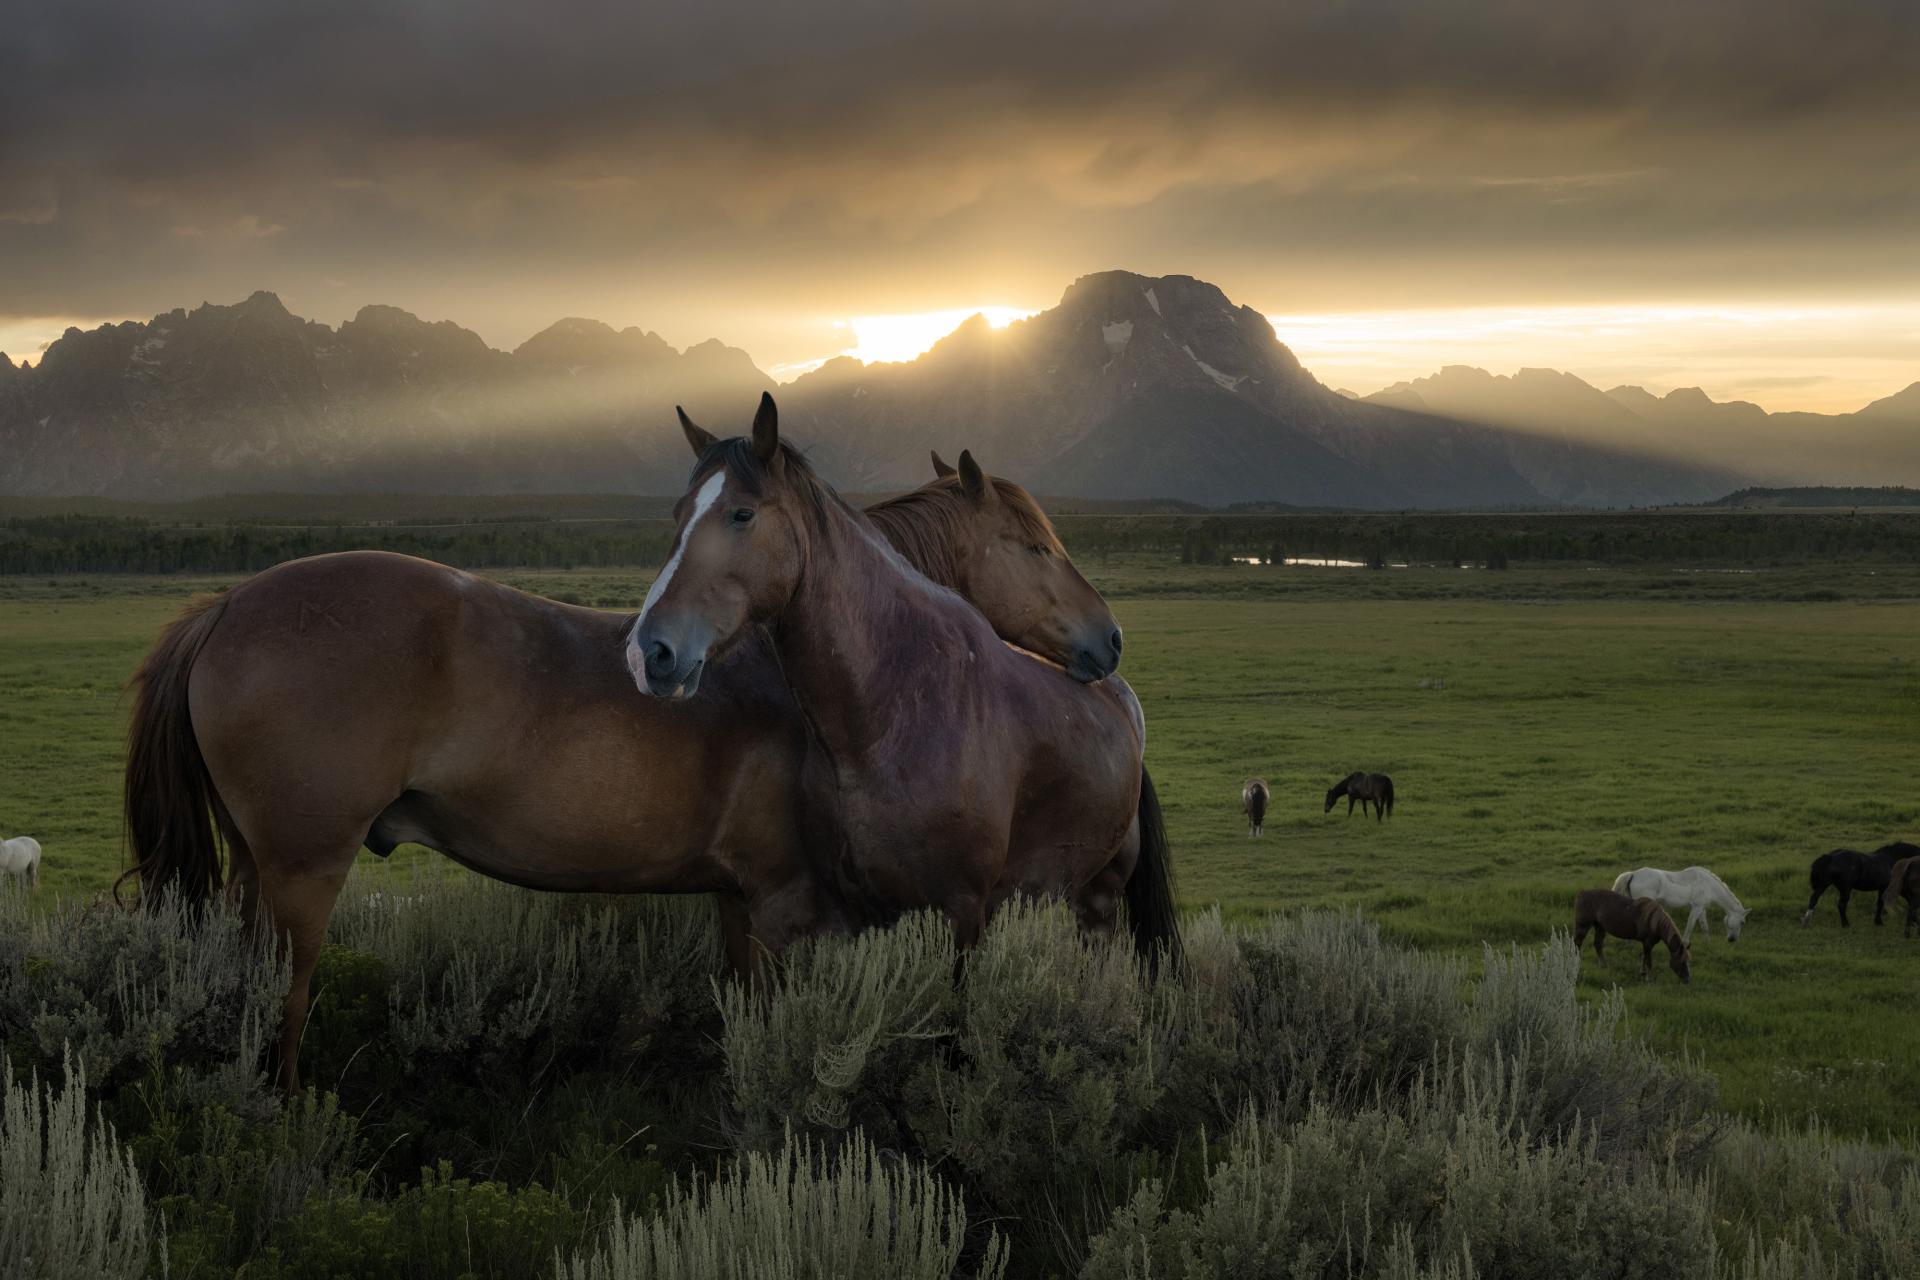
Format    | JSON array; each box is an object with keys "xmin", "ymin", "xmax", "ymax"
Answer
[
  {"xmin": 1882, "ymin": 857, "xmax": 1920, "ymax": 939},
  {"xmin": 1573, "ymin": 889, "xmax": 1692, "ymax": 984},
  {"xmin": 628, "ymin": 394, "xmax": 1169, "ymax": 954},
  {"xmin": 1242, "ymin": 779, "xmax": 1270, "ymax": 837},
  {"xmin": 1325, "ymin": 771, "xmax": 1394, "ymax": 822},
  {"xmin": 123, "ymin": 441, "xmax": 1135, "ymax": 1091}
]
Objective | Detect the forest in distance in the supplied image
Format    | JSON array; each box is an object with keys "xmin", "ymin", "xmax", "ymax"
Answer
[{"xmin": 3, "ymin": 504, "xmax": 1919, "ymax": 577}]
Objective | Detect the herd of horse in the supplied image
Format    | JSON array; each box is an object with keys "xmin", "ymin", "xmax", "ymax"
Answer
[{"xmin": 74, "ymin": 392, "xmax": 1918, "ymax": 1085}]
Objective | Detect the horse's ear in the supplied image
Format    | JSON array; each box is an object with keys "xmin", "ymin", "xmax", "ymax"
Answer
[
  {"xmin": 751, "ymin": 391, "xmax": 780, "ymax": 466},
  {"xmin": 678, "ymin": 407, "xmax": 717, "ymax": 456},
  {"xmin": 957, "ymin": 450, "xmax": 995, "ymax": 507},
  {"xmin": 931, "ymin": 450, "xmax": 956, "ymax": 479}
]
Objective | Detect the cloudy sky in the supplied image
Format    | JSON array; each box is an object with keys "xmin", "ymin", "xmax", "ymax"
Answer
[{"xmin": 4, "ymin": 0, "xmax": 1916, "ymax": 410}]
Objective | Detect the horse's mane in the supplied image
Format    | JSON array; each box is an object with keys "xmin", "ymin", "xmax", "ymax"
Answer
[
  {"xmin": 689, "ymin": 436, "xmax": 844, "ymax": 535},
  {"xmin": 864, "ymin": 477, "xmax": 1060, "ymax": 590}
]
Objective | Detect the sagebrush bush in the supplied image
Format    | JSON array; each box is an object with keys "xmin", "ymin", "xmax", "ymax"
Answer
[
  {"xmin": 321, "ymin": 874, "xmax": 723, "ymax": 1089},
  {"xmin": 1709, "ymin": 1121, "xmax": 1919, "ymax": 1279},
  {"xmin": 560, "ymin": 1127, "xmax": 1007, "ymax": 1280},
  {"xmin": 1227, "ymin": 911, "xmax": 1461, "ymax": 1117},
  {"xmin": 906, "ymin": 901, "xmax": 1179, "ymax": 1265},
  {"xmin": 0, "ymin": 1053, "xmax": 149, "ymax": 1280},
  {"xmin": 1464, "ymin": 938, "xmax": 1717, "ymax": 1163},
  {"xmin": 1082, "ymin": 1100, "xmax": 1714, "ymax": 1280},
  {"xmin": 0, "ymin": 889, "xmax": 287, "ymax": 1116},
  {"xmin": 718, "ymin": 909, "xmax": 956, "ymax": 1149}
]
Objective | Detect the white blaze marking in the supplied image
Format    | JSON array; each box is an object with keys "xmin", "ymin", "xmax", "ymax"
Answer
[{"xmin": 637, "ymin": 471, "xmax": 726, "ymax": 627}]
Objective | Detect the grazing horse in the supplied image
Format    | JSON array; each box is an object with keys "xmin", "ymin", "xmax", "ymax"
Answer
[
  {"xmin": 0, "ymin": 836, "xmax": 40, "ymax": 891},
  {"xmin": 1573, "ymin": 889, "xmax": 1692, "ymax": 984},
  {"xmin": 1882, "ymin": 856, "xmax": 1920, "ymax": 939},
  {"xmin": 122, "ymin": 442, "xmax": 1133, "ymax": 1092},
  {"xmin": 1242, "ymin": 779, "xmax": 1270, "ymax": 837},
  {"xmin": 1800, "ymin": 844, "xmax": 1908, "ymax": 927},
  {"xmin": 1325, "ymin": 772, "xmax": 1394, "ymax": 822},
  {"xmin": 628, "ymin": 394, "xmax": 1170, "ymax": 956},
  {"xmin": 1611, "ymin": 866, "xmax": 1748, "ymax": 943}
]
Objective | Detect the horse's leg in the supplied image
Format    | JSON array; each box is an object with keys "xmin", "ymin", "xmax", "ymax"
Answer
[
  {"xmin": 1872, "ymin": 884, "xmax": 1887, "ymax": 926},
  {"xmin": 253, "ymin": 853, "xmax": 353, "ymax": 1094},
  {"xmin": 1685, "ymin": 905, "xmax": 1705, "ymax": 944},
  {"xmin": 1374, "ymin": 796, "xmax": 1384, "ymax": 823},
  {"xmin": 1592, "ymin": 929, "xmax": 1606, "ymax": 962},
  {"xmin": 716, "ymin": 893, "xmax": 759, "ymax": 982},
  {"xmin": 1837, "ymin": 886, "xmax": 1852, "ymax": 928},
  {"xmin": 1905, "ymin": 897, "xmax": 1917, "ymax": 939},
  {"xmin": 1640, "ymin": 940, "xmax": 1655, "ymax": 980},
  {"xmin": 1347, "ymin": 796, "xmax": 1356, "ymax": 818}
]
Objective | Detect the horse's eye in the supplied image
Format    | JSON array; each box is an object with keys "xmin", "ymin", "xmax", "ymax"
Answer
[
  {"xmin": 1028, "ymin": 544, "xmax": 1051, "ymax": 558},
  {"xmin": 730, "ymin": 508, "xmax": 754, "ymax": 525}
]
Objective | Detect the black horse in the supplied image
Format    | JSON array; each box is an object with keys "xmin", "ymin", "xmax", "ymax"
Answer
[
  {"xmin": 1801, "ymin": 841, "xmax": 1918, "ymax": 927},
  {"xmin": 1325, "ymin": 771, "xmax": 1394, "ymax": 822}
]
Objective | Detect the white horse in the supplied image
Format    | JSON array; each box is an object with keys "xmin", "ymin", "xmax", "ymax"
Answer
[
  {"xmin": 0, "ymin": 836, "xmax": 42, "ymax": 891},
  {"xmin": 1611, "ymin": 865, "xmax": 1747, "ymax": 942}
]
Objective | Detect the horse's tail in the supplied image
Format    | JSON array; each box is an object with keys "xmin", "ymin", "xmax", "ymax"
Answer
[
  {"xmin": 1611, "ymin": 870, "xmax": 1634, "ymax": 896},
  {"xmin": 118, "ymin": 594, "xmax": 232, "ymax": 907},
  {"xmin": 1126, "ymin": 767, "xmax": 1182, "ymax": 970}
]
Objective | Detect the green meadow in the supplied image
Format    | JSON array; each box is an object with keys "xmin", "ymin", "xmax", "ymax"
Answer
[{"xmin": 1, "ymin": 560, "xmax": 1916, "ymax": 1142}]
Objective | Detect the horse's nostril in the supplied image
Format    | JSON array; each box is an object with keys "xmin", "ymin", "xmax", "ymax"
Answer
[
  {"xmin": 1109, "ymin": 629, "xmax": 1124, "ymax": 656},
  {"xmin": 644, "ymin": 639, "xmax": 676, "ymax": 677}
]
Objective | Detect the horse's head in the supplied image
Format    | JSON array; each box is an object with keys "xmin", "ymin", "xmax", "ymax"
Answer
[
  {"xmin": 1725, "ymin": 908, "xmax": 1747, "ymax": 942},
  {"xmin": 1670, "ymin": 940, "xmax": 1692, "ymax": 984},
  {"xmin": 1323, "ymin": 785, "xmax": 1340, "ymax": 813},
  {"xmin": 900, "ymin": 450, "xmax": 1120, "ymax": 681},
  {"xmin": 626, "ymin": 393, "xmax": 816, "ymax": 699}
]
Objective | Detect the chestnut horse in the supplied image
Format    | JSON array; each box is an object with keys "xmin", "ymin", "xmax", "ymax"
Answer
[
  {"xmin": 1573, "ymin": 889, "xmax": 1692, "ymax": 984},
  {"xmin": 628, "ymin": 394, "xmax": 1173, "ymax": 956},
  {"xmin": 123, "ymin": 443, "xmax": 1134, "ymax": 1090}
]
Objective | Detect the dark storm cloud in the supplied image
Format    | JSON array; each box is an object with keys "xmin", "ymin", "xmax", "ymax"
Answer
[{"xmin": 3, "ymin": 0, "xmax": 1917, "ymax": 331}]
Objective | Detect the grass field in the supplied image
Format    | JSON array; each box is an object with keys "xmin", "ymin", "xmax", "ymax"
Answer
[{"xmin": 1, "ymin": 560, "xmax": 1916, "ymax": 1142}]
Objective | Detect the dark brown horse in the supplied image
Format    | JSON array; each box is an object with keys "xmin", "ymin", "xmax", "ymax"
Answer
[
  {"xmin": 123, "ymin": 441, "xmax": 1136, "ymax": 1090},
  {"xmin": 1573, "ymin": 889, "xmax": 1692, "ymax": 984},
  {"xmin": 1325, "ymin": 771, "xmax": 1394, "ymax": 821},
  {"xmin": 1242, "ymin": 779, "xmax": 1270, "ymax": 837},
  {"xmin": 629, "ymin": 394, "xmax": 1170, "ymax": 955},
  {"xmin": 1800, "ymin": 843, "xmax": 1912, "ymax": 927},
  {"xmin": 1882, "ymin": 856, "xmax": 1920, "ymax": 939}
]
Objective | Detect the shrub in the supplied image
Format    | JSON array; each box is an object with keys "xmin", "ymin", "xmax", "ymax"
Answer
[
  {"xmin": 905, "ymin": 901, "xmax": 1178, "ymax": 1266},
  {"xmin": 0, "ymin": 1052, "xmax": 149, "ymax": 1280},
  {"xmin": 1709, "ymin": 1121, "xmax": 1919, "ymax": 1278},
  {"xmin": 717, "ymin": 910, "xmax": 955, "ymax": 1149},
  {"xmin": 560, "ymin": 1127, "xmax": 1006, "ymax": 1280},
  {"xmin": 257, "ymin": 1161, "xmax": 591, "ymax": 1280},
  {"xmin": 1082, "ymin": 1101, "xmax": 1714, "ymax": 1280},
  {"xmin": 321, "ymin": 875, "xmax": 724, "ymax": 1089},
  {"xmin": 135, "ymin": 1086, "xmax": 361, "ymax": 1274},
  {"xmin": 1464, "ymin": 938, "xmax": 1716, "ymax": 1162},
  {"xmin": 0, "ymin": 889, "xmax": 287, "ymax": 1117},
  {"xmin": 1228, "ymin": 912, "xmax": 1460, "ymax": 1116}
]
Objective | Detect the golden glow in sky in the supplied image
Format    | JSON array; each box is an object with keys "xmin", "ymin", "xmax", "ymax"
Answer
[{"xmin": 1264, "ymin": 302, "xmax": 1920, "ymax": 413}]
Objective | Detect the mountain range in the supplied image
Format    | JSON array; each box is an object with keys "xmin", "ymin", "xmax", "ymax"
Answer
[{"xmin": 2, "ymin": 271, "xmax": 1913, "ymax": 507}]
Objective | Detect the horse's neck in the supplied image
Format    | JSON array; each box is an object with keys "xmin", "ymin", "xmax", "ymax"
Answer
[{"xmin": 776, "ymin": 502, "xmax": 970, "ymax": 757}]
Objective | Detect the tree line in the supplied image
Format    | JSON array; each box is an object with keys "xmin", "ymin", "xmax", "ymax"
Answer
[{"xmin": 3, "ymin": 509, "xmax": 1918, "ymax": 574}]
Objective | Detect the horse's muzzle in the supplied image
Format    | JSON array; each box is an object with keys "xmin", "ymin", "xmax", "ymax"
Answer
[{"xmin": 627, "ymin": 624, "xmax": 709, "ymax": 699}]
